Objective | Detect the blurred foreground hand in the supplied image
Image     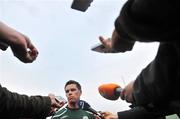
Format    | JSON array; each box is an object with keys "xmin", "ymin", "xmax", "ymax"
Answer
[
  {"xmin": 120, "ymin": 80, "xmax": 135, "ymax": 103},
  {"xmin": 101, "ymin": 111, "xmax": 118, "ymax": 119},
  {"xmin": 0, "ymin": 21, "xmax": 38, "ymax": 63}
]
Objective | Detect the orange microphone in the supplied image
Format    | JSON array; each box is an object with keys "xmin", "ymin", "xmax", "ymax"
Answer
[{"xmin": 98, "ymin": 83, "xmax": 123, "ymax": 100}]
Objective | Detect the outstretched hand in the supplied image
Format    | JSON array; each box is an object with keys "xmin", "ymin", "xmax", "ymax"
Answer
[
  {"xmin": 100, "ymin": 111, "xmax": 118, "ymax": 119},
  {"xmin": 0, "ymin": 21, "xmax": 38, "ymax": 63},
  {"xmin": 10, "ymin": 33, "xmax": 38, "ymax": 63},
  {"xmin": 99, "ymin": 29, "xmax": 134, "ymax": 53},
  {"xmin": 99, "ymin": 36, "xmax": 112, "ymax": 51},
  {"xmin": 48, "ymin": 94, "xmax": 66, "ymax": 115},
  {"xmin": 98, "ymin": 29, "xmax": 120, "ymax": 53}
]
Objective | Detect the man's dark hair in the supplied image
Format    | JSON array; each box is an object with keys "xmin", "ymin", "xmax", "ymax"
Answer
[{"xmin": 64, "ymin": 80, "xmax": 81, "ymax": 91}]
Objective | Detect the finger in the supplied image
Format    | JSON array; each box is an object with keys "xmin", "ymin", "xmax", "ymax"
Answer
[
  {"xmin": 27, "ymin": 51, "xmax": 37, "ymax": 61},
  {"xmin": 126, "ymin": 94, "xmax": 133, "ymax": 103},
  {"xmin": 48, "ymin": 93, "xmax": 55, "ymax": 97},
  {"xmin": 11, "ymin": 46, "xmax": 32, "ymax": 63},
  {"xmin": 21, "ymin": 51, "xmax": 36, "ymax": 63},
  {"xmin": 99, "ymin": 36, "xmax": 112, "ymax": 50},
  {"xmin": 22, "ymin": 55, "xmax": 34, "ymax": 63},
  {"xmin": 24, "ymin": 35, "xmax": 39, "ymax": 56},
  {"xmin": 59, "ymin": 102, "xmax": 65, "ymax": 107},
  {"xmin": 101, "ymin": 112, "xmax": 111, "ymax": 117},
  {"xmin": 120, "ymin": 89, "xmax": 125, "ymax": 100},
  {"xmin": 54, "ymin": 98, "xmax": 65, "ymax": 106},
  {"xmin": 99, "ymin": 36, "xmax": 107, "ymax": 47},
  {"xmin": 54, "ymin": 102, "xmax": 62, "ymax": 108},
  {"xmin": 14, "ymin": 35, "xmax": 38, "ymax": 63},
  {"xmin": 28, "ymin": 44, "xmax": 38, "ymax": 56},
  {"xmin": 24, "ymin": 48, "xmax": 38, "ymax": 63}
]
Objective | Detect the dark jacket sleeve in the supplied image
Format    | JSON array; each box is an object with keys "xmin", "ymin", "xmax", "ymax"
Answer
[
  {"xmin": 115, "ymin": 0, "xmax": 180, "ymax": 43},
  {"xmin": 0, "ymin": 84, "xmax": 51, "ymax": 118},
  {"xmin": 133, "ymin": 43, "xmax": 180, "ymax": 106},
  {"xmin": 114, "ymin": 0, "xmax": 180, "ymax": 107}
]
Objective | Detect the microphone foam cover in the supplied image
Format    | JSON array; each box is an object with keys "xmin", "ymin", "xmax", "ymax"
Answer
[{"xmin": 98, "ymin": 83, "xmax": 121, "ymax": 100}]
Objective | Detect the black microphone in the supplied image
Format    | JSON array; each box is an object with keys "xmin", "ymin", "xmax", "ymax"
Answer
[
  {"xmin": 78, "ymin": 100, "xmax": 104, "ymax": 118},
  {"xmin": 71, "ymin": 0, "xmax": 93, "ymax": 12},
  {"xmin": 78, "ymin": 100, "xmax": 98, "ymax": 114}
]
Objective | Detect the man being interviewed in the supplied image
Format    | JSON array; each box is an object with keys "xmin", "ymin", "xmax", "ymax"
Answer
[{"xmin": 51, "ymin": 80, "xmax": 100, "ymax": 119}]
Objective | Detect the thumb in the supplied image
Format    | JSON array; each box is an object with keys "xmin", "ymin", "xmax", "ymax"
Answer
[
  {"xmin": 99, "ymin": 36, "xmax": 106, "ymax": 46},
  {"xmin": 99, "ymin": 36, "xmax": 111, "ymax": 48}
]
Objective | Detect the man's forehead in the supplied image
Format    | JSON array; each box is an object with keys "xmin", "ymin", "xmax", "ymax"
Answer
[{"xmin": 65, "ymin": 84, "xmax": 78, "ymax": 89}]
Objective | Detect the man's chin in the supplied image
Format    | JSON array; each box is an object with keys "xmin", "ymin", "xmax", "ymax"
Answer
[
  {"xmin": 69, "ymin": 100, "xmax": 76, "ymax": 104},
  {"xmin": 68, "ymin": 97, "xmax": 79, "ymax": 103}
]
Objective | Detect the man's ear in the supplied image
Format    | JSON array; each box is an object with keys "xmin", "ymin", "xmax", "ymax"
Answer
[{"xmin": 79, "ymin": 90, "xmax": 82, "ymax": 96}]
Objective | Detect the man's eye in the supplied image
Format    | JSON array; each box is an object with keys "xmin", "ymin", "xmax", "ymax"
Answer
[{"xmin": 71, "ymin": 89, "xmax": 76, "ymax": 91}]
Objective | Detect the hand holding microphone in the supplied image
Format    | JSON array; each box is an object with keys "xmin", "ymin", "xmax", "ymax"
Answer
[{"xmin": 121, "ymin": 80, "xmax": 134, "ymax": 103}]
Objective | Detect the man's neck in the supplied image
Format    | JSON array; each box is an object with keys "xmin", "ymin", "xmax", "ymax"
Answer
[{"xmin": 68, "ymin": 102, "xmax": 79, "ymax": 109}]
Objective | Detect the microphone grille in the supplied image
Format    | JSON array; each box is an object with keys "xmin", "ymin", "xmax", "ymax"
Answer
[{"xmin": 98, "ymin": 83, "xmax": 121, "ymax": 100}]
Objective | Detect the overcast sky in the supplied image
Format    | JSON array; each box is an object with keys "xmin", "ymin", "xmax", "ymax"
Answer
[{"xmin": 0, "ymin": 0, "xmax": 159, "ymax": 116}]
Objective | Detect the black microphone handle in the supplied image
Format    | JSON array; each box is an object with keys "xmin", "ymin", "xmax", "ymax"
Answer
[
  {"xmin": 88, "ymin": 107, "xmax": 98, "ymax": 115},
  {"xmin": 78, "ymin": 100, "xmax": 104, "ymax": 119},
  {"xmin": 88, "ymin": 107, "xmax": 105, "ymax": 119},
  {"xmin": 115, "ymin": 87, "xmax": 123, "ymax": 97}
]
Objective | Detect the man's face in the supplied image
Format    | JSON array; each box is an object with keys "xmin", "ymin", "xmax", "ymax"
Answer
[{"xmin": 65, "ymin": 84, "xmax": 81, "ymax": 104}]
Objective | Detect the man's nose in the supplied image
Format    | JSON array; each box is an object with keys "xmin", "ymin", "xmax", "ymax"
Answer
[{"xmin": 68, "ymin": 91, "xmax": 73, "ymax": 95}]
